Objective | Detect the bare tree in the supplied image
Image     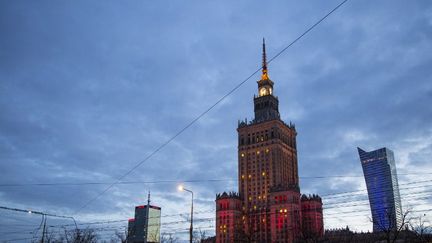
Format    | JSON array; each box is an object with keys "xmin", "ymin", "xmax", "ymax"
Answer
[
  {"xmin": 409, "ymin": 213, "xmax": 432, "ymax": 243},
  {"xmin": 160, "ymin": 232, "xmax": 179, "ymax": 243},
  {"xmin": 111, "ymin": 229, "xmax": 127, "ymax": 243},
  {"xmin": 68, "ymin": 228, "xmax": 98, "ymax": 243},
  {"xmin": 36, "ymin": 228, "xmax": 98, "ymax": 243},
  {"xmin": 192, "ymin": 228, "xmax": 207, "ymax": 243},
  {"xmin": 370, "ymin": 208, "xmax": 411, "ymax": 243},
  {"xmin": 32, "ymin": 229, "xmax": 60, "ymax": 243}
]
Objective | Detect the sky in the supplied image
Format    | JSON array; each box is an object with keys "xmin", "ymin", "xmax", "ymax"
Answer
[{"xmin": 1, "ymin": 0, "xmax": 432, "ymax": 241}]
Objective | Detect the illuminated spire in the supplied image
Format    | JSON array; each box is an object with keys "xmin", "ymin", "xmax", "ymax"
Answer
[{"xmin": 261, "ymin": 38, "xmax": 269, "ymax": 80}]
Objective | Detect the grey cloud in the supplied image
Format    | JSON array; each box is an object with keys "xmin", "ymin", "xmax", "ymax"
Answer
[{"xmin": 1, "ymin": 0, "xmax": 431, "ymax": 240}]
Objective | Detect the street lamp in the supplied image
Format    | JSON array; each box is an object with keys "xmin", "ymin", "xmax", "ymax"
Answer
[{"xmin": 178, "ymin": 185, "xmax": 193, "ymax": 243}]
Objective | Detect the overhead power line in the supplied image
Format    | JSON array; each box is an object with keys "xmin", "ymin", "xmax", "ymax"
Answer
[
  {"xmin": 1, "ymin": 172, "xmax": 431, "ymax": 187},
  {"xmin": 2, "ymin": 179, "xmax": 430, "ymax": 234},
  {"xmin": 322, "ymin": 179, "xmax": 432, "ymax": 198},
  {"xmin": 0, "ymin": 206, "xmax": 78, "ymax": 230},
  {"xmin": 4, "ymin": 203, "xmax": 430, "ymax": 237},
  {"xmin": 3, "ymin": 191, "xmax": 430, "ymax": 232},
  {"xmin": 2, "ymin": 179, "xmax": 430, "ymax": 231}
]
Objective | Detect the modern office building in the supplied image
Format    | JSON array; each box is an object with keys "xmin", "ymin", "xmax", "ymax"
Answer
[
  {"xmin": 127, "ymin": 193, "xmax": 161, "ymax": 243},
  {"xmin": 358, "ymin": 147, "xmax": 403, "ymax": 232},
  {"xmin": 215, "ymin": 40, "xmax": 323, "ymax": 243}
]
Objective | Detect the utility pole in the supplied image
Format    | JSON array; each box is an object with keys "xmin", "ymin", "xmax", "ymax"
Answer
[
  {"xmin": 178, "ymin": 185, "xmax": 194, "ymax": 243},
  {"xmin": 41, "ymin": 215, "xmax": 47, "ymax": 243}
]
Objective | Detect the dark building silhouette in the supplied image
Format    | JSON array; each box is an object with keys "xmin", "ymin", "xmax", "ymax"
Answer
[
  {"xmin": 215, "ymin": 40, "xmax": 323, "ymax": 243},
  {"xmin": 358, "ymin": 147, "xmax": 402, "ymax": 232}
]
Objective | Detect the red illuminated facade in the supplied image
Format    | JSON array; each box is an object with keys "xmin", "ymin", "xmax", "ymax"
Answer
[
  {"xmin": 216, "ymin": 192, "xmax": 242, "ymax": 242},
  {"xmin": 301, "ymin": 194, "xmax": 324, "ymax": 239},
  {"xmin": 215, "ymin": 40, "xmax": 323, "ymax": 243}
]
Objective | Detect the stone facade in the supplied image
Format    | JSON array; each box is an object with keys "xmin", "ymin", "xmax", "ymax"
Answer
[
  {"xmin": 216, "ymin": 40, "xmax": 323, "ymax": 243},
  {"xmin": 301, "ymin": 194, "xmax": 324, "ymax": 238}
]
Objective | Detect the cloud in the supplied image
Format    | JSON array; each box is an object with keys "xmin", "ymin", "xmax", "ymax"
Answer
[{"xmin": 1, "ymin": 0, "xmax": 431, "ymax": 240}]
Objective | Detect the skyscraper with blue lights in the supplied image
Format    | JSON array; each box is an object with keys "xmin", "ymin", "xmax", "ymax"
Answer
[{"xmin": 358, "ymin": 147, "xmax": 402, "ymax": 232}]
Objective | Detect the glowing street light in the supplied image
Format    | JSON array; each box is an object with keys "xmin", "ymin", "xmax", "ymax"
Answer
[
  {"xmin": 178, "ymin": 185, "xmax": 184, "ymax": 191},
  {"xmin": 178, "ymin": 185, "xmax": 193, "ymax": 243}
]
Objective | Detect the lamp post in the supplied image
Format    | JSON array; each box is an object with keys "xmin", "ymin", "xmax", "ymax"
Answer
[{"xmin": 178, "ymin": 185, "xmax": 193, "ymax": 243}]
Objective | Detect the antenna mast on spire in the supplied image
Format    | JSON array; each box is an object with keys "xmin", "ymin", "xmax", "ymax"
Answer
[{"xmin": 261, "ymin": 38, "xmax": 269, "ymax": 80}]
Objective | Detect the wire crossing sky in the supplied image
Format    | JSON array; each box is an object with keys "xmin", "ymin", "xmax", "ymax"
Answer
[{"xmin": 74, "ymin": 0, "xmax": 350, "ymax": 214}]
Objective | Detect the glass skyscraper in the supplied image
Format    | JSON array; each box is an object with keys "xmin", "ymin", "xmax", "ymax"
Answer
[{"xmin": 358, "ymin": 147, "xmax": 402, "ymax": 232}]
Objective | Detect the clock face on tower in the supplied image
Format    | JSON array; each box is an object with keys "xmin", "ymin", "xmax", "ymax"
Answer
[{"xmin": 259, "ymin": 87, "xmax": 272, "ymax": 96}]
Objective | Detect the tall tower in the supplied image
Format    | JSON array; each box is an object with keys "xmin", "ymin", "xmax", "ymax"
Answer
[
  {"xmin": 358, "ymin": 147, "xmax": 403, "ymax": 232},
  {"xmin": 216, "ymin": 40, "xmax": 323, "ymax": 243},
  {"xmin": 237, "ymin": 39, "xmax": 301, "ymax": 242}
]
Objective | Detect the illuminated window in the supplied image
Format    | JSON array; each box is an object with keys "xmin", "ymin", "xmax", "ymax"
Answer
[
  {"xmin": 241, "ymin": 153, "xmax": 245, "ymax": 157},
  {"xmin": 256, "ymin": 151, "xmax": 260, "ymax": 155},
  {"xmin": 265, "ymin": 148, "xmax": 269, "ymax": 153},
  {"xmin": 262, "ymin": 171, "xmax": 266, "ymax": 176},
  {"xmin": 248, "ymin": 174, "xmax": 252, "ymax": 179}
]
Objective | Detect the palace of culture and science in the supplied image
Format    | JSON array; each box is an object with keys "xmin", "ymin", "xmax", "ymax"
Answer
[{"xmin": 215, "ymin": 40, "xmax": 324, "ymax": 243}]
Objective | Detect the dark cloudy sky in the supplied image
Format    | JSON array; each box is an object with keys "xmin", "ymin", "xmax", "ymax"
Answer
[{"xmin": 1, "ymin": 0, "xmax": 432, "ymax": 241}]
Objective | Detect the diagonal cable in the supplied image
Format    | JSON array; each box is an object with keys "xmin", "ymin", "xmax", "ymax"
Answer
[{"xmin": 75, "ymin": 0, "xmax": 350, "ymax": 213}]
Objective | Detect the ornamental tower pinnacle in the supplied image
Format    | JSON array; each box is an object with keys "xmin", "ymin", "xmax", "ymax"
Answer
[
  {"xmin": 254, "ymin": 39, "xmax": 279, "ymax": 122},
  {"xmin": 261, "ymin": 38, "xmax": 269, "ymax": 80}
]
